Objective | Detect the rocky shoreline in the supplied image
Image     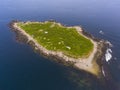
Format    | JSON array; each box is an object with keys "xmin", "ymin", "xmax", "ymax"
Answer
[{"xmin": 9, "ymin": 20, "xmax": 109, "ymax": 77}]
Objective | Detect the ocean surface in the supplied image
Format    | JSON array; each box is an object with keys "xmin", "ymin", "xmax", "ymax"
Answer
[{"xmin": 0, "ymin": 0, "xmax": 120, "ymax": 90}]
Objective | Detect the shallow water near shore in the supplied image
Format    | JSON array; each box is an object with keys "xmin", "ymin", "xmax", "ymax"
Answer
[{"xmin": 0, "ymin": 0, "xmax": 120, "ymax": 90}]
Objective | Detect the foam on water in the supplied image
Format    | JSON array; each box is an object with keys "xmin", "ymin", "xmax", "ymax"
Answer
[
  {"xmin": 106, "ymin": 41, "xmax": 113, "ymax": 47},
  {"xmin": 105, "ymin": 48, "xmax": 112, "ymax": 62},
  {"xmin": 102, "ymin": 67, "xmax": 105, "ymax": 76},
  {"xmin": 99, "ymin": 30, "xmax": 104, "ymax": 35}
]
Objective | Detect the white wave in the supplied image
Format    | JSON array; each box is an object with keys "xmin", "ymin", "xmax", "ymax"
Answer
[
  {"xmin": 108, "ymin": 48, "xmax": 112, "ymax": 53},
  {"xmin": 102, "ymin": 67, "xmax": 105, "ymax": 76},
  {"xmin": 105, "ymin": 48, "xmax": 112, "ymax": 62},
  {"xmin": 99, "ymin": 30, "xmax": 104, "ymax": 35},
  {"xmin": 106, "ymin": 41, "xmax": 113, "ymax": 47}
]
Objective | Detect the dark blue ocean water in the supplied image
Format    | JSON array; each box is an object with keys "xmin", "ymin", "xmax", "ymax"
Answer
[{"xmin": 0, "ymin": 0, "xmax": 120, "ymax": 90}]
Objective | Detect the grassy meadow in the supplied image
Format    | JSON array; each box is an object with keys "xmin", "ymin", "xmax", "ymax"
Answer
[{"xmin": 17, "ymin": 21, "xmax": 93, "ymax": 58}]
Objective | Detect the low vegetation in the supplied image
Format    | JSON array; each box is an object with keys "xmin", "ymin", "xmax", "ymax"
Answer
[{"xmin": 17, "ymin": 21, "xmax": 93, "ymax": 58}]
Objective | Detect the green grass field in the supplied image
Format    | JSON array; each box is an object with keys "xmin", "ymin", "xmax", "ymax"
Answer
[{"xmin": 17, "ymin": 21, "xmax": 93, "ymax": 58}]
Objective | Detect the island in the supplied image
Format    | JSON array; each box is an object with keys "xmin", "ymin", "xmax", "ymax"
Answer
[{"xmin": 10, "ymin": 20, "xmax": 108, "ymax": 76}]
